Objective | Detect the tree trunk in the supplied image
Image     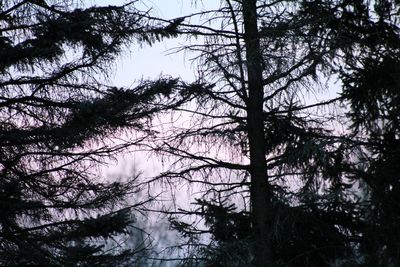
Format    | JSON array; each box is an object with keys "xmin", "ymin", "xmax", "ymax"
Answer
[{"xmin": 242, "ymin": 1, "xmax": 273, "ymax": 266}]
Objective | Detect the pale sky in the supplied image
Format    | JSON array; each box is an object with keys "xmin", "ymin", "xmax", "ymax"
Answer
[
  {"xmin": 96, "ymin": 0, "xmax": 221, "ymax": 178},
  {"xmin": 90, "ymin": 2, "xmax": 221, "ymax": 261},
  {"xmin": 92, "ymin": 0, "xmax": 222, "ymax": 86}
]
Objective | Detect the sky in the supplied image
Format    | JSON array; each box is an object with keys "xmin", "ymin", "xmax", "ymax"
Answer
[
  {"xmin": 90, "ymin": 2, "xmax": 222, "ymax": 260},
  {"xmin": 94, "ymin": 0, "xmax": 222, "ymax": 177},
  {"xmin": 93, "ymin": 0, "xmax": 222, "ymax": 86}
]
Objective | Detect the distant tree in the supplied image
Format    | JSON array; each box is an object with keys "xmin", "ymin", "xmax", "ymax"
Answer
[{"xmin": 0, "ymin": 0, "xmax": 194, "ymax": 265}]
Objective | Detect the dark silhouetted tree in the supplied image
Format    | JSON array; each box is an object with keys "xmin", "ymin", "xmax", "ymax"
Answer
[
  {"xmin": 150, "ymin": 0, "xmax": 358, "ymax": 266},
  {"xmin": 0, "ymin": 0, "xmax": 194, "ymax": 266},
  {"xmin": 295, "ymin": 0, "xmax": 400, "ymax": 265}
]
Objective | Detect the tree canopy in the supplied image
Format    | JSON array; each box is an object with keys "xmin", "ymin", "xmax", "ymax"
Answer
[
  {"xmin": 0, "ymin": 0, "xmax": 194, "ymax": 265},
  {"xmin": 2, "ymin": 0, "xmax": 400, "ymax": 266},
  {"xmin": 145, "ymin": 0, "xmax": 400, "ymax": 266}
]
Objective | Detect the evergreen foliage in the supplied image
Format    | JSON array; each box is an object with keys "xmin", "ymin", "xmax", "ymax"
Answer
[
  {"xmin": 298, "ymin": 0, "xmax": 400, "ymax": 265},
  {"xmin": 0, "ymin": 0, "xmax": 188, "ymax": 265},
  {"xmin": 3, "ymin": 0, "xmax": 399, "ymax": 265},
  {"xmin": 157, "ymin": 0, "xmax": 400, "ymax": 266}
]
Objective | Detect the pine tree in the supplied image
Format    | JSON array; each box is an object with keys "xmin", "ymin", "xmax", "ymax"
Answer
[
  {"xmin": 152, "ymin": 0, "xmax": 355, "ymax": 265},
  {"xmin": 0, "ymin": 0, "xmax": 189, "ymax": 265},
  {"xmin": 296, "ymin": 0, "xmax": 400, "ymax": 265}
]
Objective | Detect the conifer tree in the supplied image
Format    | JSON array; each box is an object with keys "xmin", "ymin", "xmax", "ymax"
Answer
[
  {"xmin": 167, "ymin": 0, "xmax": 400, "ymax": 265},
  {"xmin": 151, "ymin": 1, "xmax": 355, "ymax": 265},
  {"xmin": 296, "ymin": 0, "xmax": 400, "ymax": 265},
  {"xmin": 0, "ymin": 0, "xmax": 190, "ymax": 265}
]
